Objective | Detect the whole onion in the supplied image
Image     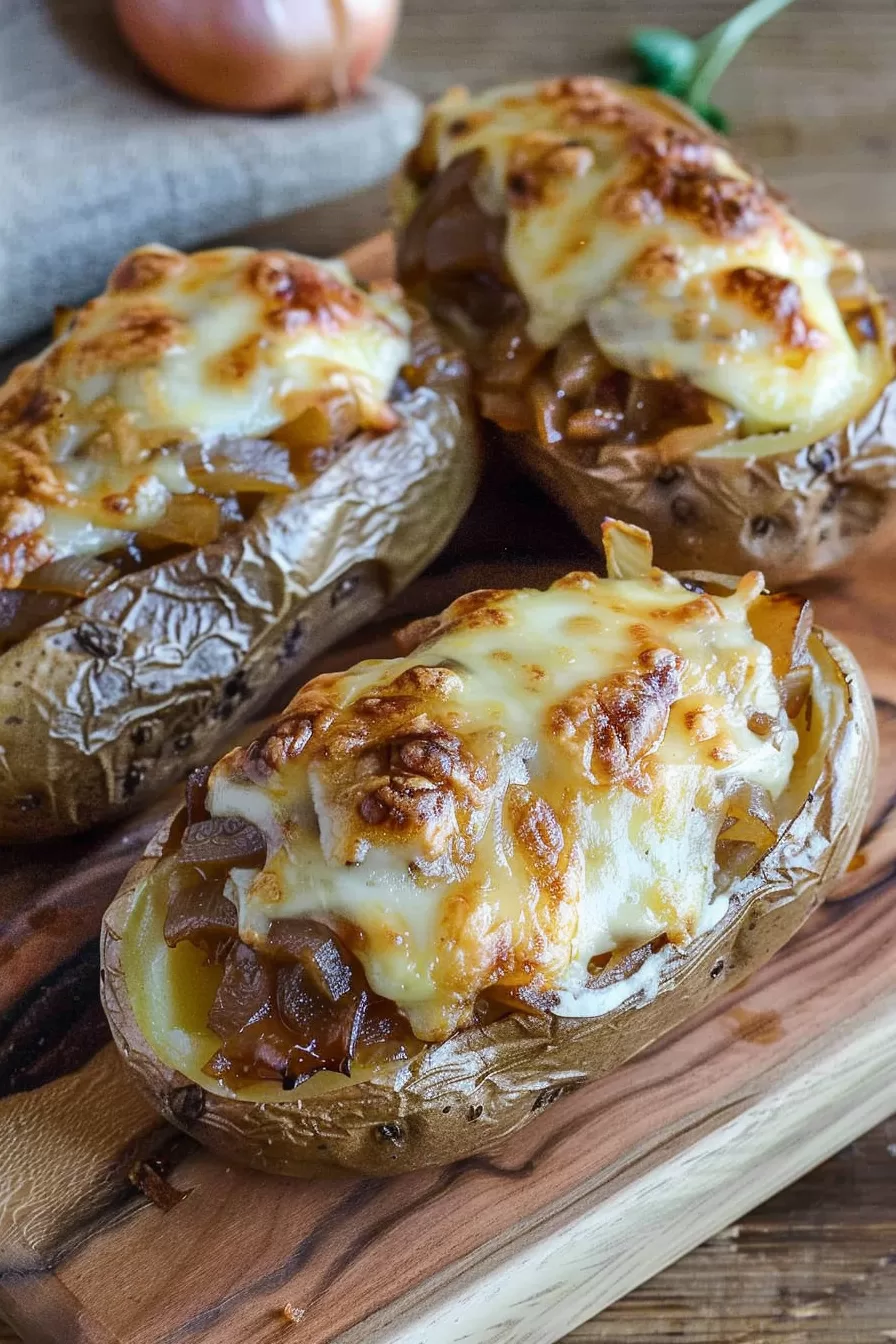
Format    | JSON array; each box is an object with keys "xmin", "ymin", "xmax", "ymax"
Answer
[{"xmin": 113, "ymin": 0, "xmax": 402, "ymax": 113}]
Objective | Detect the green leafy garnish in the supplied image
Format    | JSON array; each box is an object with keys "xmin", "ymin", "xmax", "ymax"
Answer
[{"xmin": 631, "ymin": 0, "xmax": 798, "ymax": 132}]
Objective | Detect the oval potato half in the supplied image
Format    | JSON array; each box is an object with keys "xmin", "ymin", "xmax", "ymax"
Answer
[{"xmin": 100, "ymin": 617, "xmax": 876, "ymax": 1178}]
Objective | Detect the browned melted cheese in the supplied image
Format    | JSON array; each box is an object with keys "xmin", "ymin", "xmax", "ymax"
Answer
[
  {"xmin": 397, "ymin": 78, "xmax": 892, "ymax": 436},
  {"xmin": 0, "ymin": 245, "xmax": 411, "ymax": 586},
  {"xmin": 208, "ymin": 537, "xmax": 798, "ymax": 1039}
]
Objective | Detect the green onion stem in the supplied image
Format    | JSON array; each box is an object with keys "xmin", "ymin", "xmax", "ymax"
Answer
[{"xmin": 687, "ymin": 0, "xmax": 797, "ymax": 108}]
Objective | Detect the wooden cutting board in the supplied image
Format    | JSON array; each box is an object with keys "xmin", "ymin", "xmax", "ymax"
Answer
[{"xmin": 1, "ymin": 237, "xmax": 895, "ymax": 1344}]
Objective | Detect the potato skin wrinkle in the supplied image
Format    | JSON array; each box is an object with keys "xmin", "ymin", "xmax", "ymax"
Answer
[
  {"xmin": 395, "ymin": 78, "xmax": 896, "ymax": 585},
  {"xmin": 101, "ymin": 531, "xmax": 876, "ymax": 1178},
  {"xmin": 0, "ymin": 247, "xmax": 479, "ymax": 842}
]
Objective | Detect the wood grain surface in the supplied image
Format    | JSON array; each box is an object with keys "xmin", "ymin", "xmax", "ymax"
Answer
[
  {"xmin": 566, "ymin": 1115, "xmax": 896, "ymax": 1342},
  {"xmin": 1, "ymin": 313, "xmax": 895, "ymax": 1340},
  {"xmin": 3, "ymin": 1, "xmax": 896, "ymax": 1337}
]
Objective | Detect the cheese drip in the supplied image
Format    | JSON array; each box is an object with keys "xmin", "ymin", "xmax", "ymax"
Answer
[{"xmin": 209, "ymin": 561, "xmax": 798, "ymax": 1040}]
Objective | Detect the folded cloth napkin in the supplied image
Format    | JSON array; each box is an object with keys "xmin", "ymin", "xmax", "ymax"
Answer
[{"xmin": 0, "ymin": 0, "xmax": 421, "ymax": 351}]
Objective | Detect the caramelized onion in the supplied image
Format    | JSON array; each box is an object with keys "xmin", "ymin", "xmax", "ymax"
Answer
[
  {"xmin": 399, "ymin": 172, "xmax": 751, "ymax": 457},
  {"xmin": 408, "ymin": 154, "xmax": 505, "ymax": 279},
  {"xmin": 205, "ymin": 946, "xmax": 299, "ymax": 1082},
  {"xmin": 266, "ymin": 920, "xmax": 354, "ymax": 1002},
  {"xmin": 399, "ymin": 150, "xmax": 521, "ymax": 333},
  {"xmin": 160, "ymin": 807, "xmax": 188, "ymax": 858},
  {"xmin": 716, "ymin": 782, "xmax": 778, "ymax": 880},
  {"xmin": 565, "ymin": 405, "xmax": 625, "ymax": 441},
  {"xmin": 162, "ymin": 820, "xmax": 414, "ymax": 1090},
  {"xmin": 748, "ymin": 592, "xmax": 814, "ymax": 718},
  {"xmin": 162, "ymin": 765, "xmax": 214, "ymax": 856},
  {"xmin": 178, "ymin": 817, "xmax": 267, "ymax": 871},
  {"xmin": 780, "ymin": 666, "xmax": 812, "ymax": 720},
  {"xmin": 205, "ymin": 1018, "xmax": 331, "ymax": 1088},
  {"xmin": 184, "ymin": 438, "xmax": 298, "ymax": 494},
  {"xmin": 478, "ymin": 388, "xmax": 533, "ymax": 433},
  {"xmin": 0, "ymin": 557, "xmax": 119, "ymax": 652},
  {"xmin": 480, "ymin": 318, "xmax": 743, "ymax": 458},
  {"xmin": 482, "ymin": 981, "xmax": 558, "ymax": 1018},
  {"xmin": 530, "ymin": 377, "xmax": 568, "ymax": 448},
  {"xmin": 481, "ymin": 323, "xmax": 545, "ymax": 390},
  {"xmin": 400, "ymin": 349, "xmax": 469, "ymax": 400},
  {"xmin": 139, "ymin": 494, "xmax": 221, "ymax": 548},
  {"xmin": 719, "ymin": 782, "xmax": 777, "ymax": 846},
  {"xmin": 623, "ymin": 376, "xmax": 699, "ymax": 442},
  {"xmin": 552, "ymin": 327, "xmax": 612, "ymax": 399},
  {"xmin": 275, "ymin": 965, "xmax": 364, "ymax": 1069},
  {"xmin": 164, "ymin": 866, "xmax": 237, "ymax": 959},
  {"xmin": 186, "ymin": 765, "xmax": 212, "ymax": 825},
  {"xmin": 272, "ymin": 397, "xmax": 362, "ymax": 457},
  {"xmin": 19, "ymin": 556, "xmax": 118, "ymax": 598},
  {"xmin": 200, "ymin": 925, "xmax": 414, "ymax": 1090}
]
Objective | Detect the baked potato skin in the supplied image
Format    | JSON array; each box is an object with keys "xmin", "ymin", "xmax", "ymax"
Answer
[
  {"xmin": 0, "ymin": 377, "xmax": 479, "ymax": 843},
  {"xmin": 100, "ymin": 628, "xmax": 875, "ymax": 1178},
  {"xmin": 502, "ymin": 385, "xmax": 896, "ymax": 589},
  {"xmin": 394, "ymin": 79, "xmax": 896, "ymax": 589}
]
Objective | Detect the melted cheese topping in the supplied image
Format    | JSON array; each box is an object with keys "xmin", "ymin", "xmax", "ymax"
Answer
[
  {"xmin": 0, "ymin": 245, "xmax": 411, "ymax": 585},
  {"xmin": 208, "ymin": 553, "xmax": 798, "ymax": 1040},
  {"xmin": 402, "ymin": 78, "xmax": 892, "ymax": 434}
]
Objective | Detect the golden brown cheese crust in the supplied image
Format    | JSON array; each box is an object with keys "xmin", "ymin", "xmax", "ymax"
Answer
[
  {"xmin": 720, "ymin": 268, "xmax": 822, "ymax": 356},
  {"xmin": 398, "ymin": 78, "xmax": 893, "ymax": 435},
  {"xmin": 225, "ymin": 664, "xmax": 578, "ymax": 1019},
  {"xmin": 230, "ymin": 663, "xmax": 496, "ymax": 874},
  {"xmin": 549, "ymin": 646, "xmax": 683, "ymax": 790},
  {"xmin": 0, "ymin": 245, "xmax": 411, "ymax": 587},
  {"xmin": 539, "ymin": 80, "xmax": 770, "ymax": 243},
  {"xmin": 210, "ymin": 552, "xmax": 799, "ymax": 1039},
  {"xmin": 410, "ymin": 78, "xmax": 772, "ymax": 244},
  {"xmin": 0, "ymin": 251, "xmax": 403, "ymax": 460}
]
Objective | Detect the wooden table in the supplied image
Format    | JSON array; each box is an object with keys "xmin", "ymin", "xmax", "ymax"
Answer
[{"xmin": 2, "ymin": 2, "xmax": 895, "ymax": 1339}]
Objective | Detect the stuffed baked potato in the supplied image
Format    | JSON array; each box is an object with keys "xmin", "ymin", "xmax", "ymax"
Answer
[
  {"xmin": 395, "ymin": 78, "xmax": 896, "ymax": 585},
  {"xmin": 0, "ymin": 245, "xmax": 479, "ymax": 842},
  {"xmin": 101, "ymin": 519, "xmax": 875, "ymax": 1177}
]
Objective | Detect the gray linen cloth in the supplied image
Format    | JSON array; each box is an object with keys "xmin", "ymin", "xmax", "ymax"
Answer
[{"xmin": 0, "ymin": 0, "xmax": 421, "ymax": 350}]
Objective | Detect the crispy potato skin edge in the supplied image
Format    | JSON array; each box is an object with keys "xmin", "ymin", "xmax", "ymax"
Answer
[
  {"xmin": 100, "ymin": 628, "xmax": 877, "ymax": 1178},
  {"xmin": 0, "ymin": 369, "xmax": 480, "ymax": 843},
  {"xmin": 498, "ymin": 378, "xmax": 896, "ymax": 588}
]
